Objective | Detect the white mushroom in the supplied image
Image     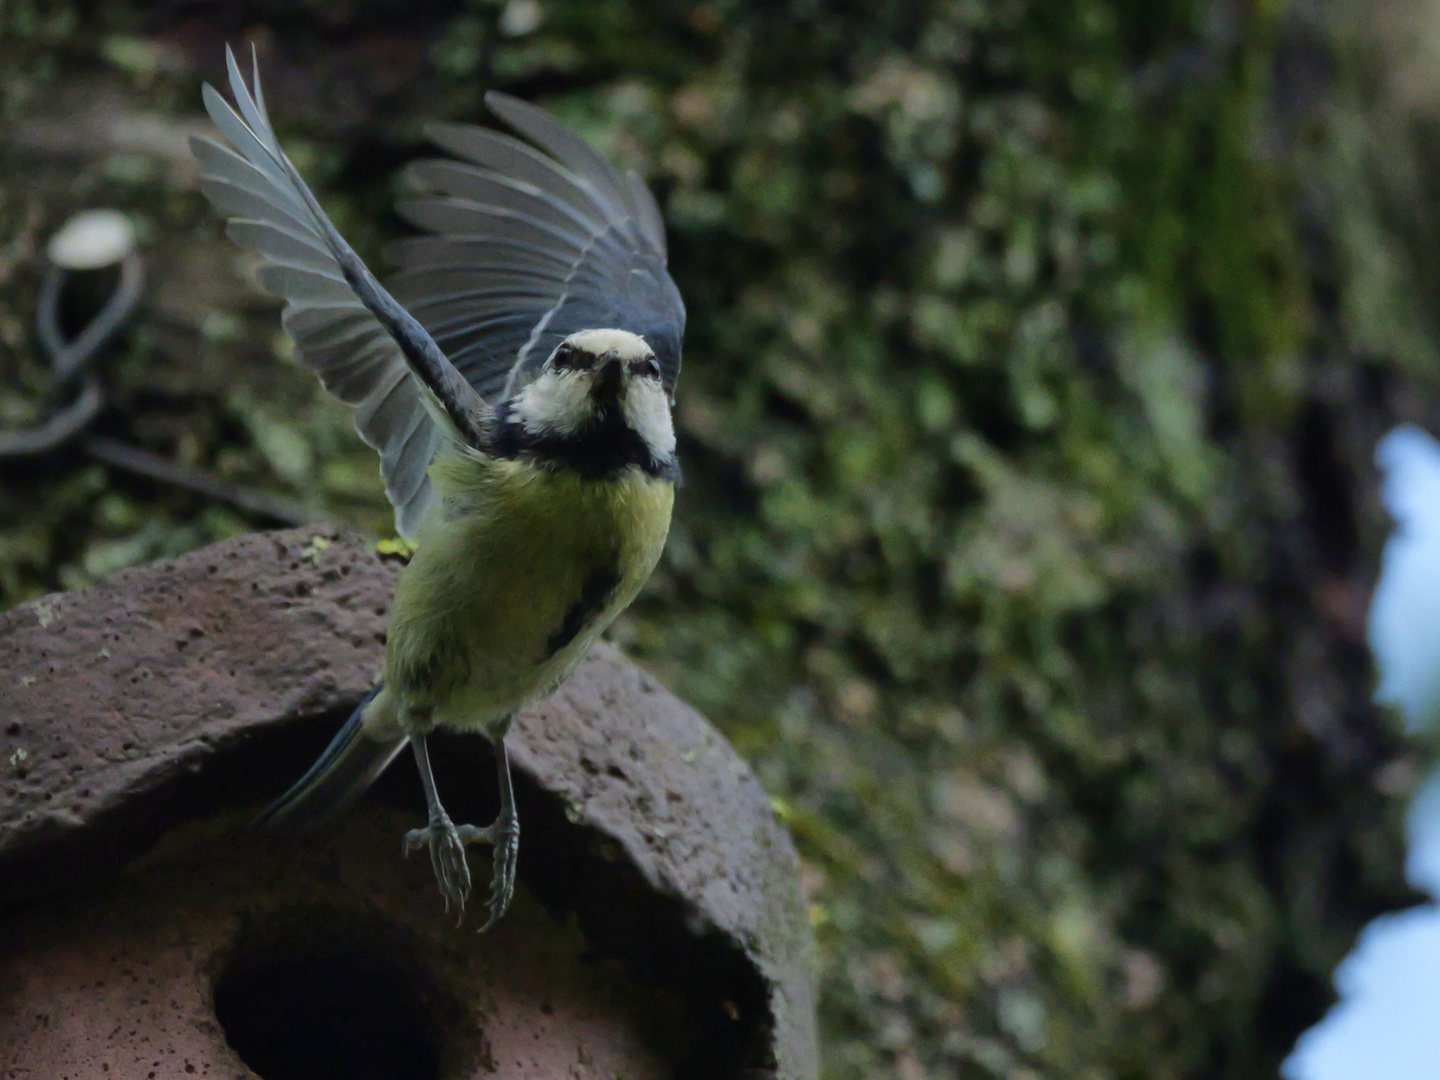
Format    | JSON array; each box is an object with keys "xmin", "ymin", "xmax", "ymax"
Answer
[{"xmin": 47, "ymin": 209, "xmax": 137, "ymax": 270}]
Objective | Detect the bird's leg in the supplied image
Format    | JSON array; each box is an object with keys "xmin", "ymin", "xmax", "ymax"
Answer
[
  {"xmin": 401, "ymin": 721, "xmax": 519, "ymax": 931},
  {"xmin": 403, "ymin": 731, "xmax": 473, "ymax": 919},
  {"xmin": 476, "ymin": 723, "xmax": 519, "ymax": 933}
]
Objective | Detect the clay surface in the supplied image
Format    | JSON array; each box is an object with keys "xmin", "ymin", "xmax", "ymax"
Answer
[
  {"xmin": 0, "ymin": 527, "xmax": 398, "ymax": 865},
  {"xmin": 0, "ymin": 807, "xmax": 674, "ymax": 1080},
  {"xmin": 0, "ymin": 527, "xmax": 817, "ymax": 1079}
]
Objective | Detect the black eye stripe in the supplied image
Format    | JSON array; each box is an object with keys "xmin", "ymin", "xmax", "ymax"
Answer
[{"xmin": 554, "ymin": 345, "xmax": 658, "ymax": 377}]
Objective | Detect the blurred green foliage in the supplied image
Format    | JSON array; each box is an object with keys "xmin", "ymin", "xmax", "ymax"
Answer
[{"xmin": 0, "ymin": 1, "xmax": 1424, "ymax": 1077}]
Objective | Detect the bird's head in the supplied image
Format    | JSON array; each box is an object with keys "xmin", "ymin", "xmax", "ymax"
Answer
[{"xmin": 499, "ymin": 328, "xmax": 676, "ymax": 476}]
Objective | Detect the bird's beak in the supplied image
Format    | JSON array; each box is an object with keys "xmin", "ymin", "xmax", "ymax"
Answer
[{"xmin": 593, "ymin": 355, "xmax": 624, "ymax": 397}]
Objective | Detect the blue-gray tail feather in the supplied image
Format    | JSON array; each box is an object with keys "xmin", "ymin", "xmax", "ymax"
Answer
[{"xmin": 255, "ymin": 685, "xmax": 407, "ymax": 832}]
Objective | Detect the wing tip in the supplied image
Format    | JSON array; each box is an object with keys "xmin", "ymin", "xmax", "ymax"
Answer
[
  {"xmin": 482, "ymin": 88, "xmax": 521, "ymax": 115},
  {"xmin": 483, "ymin": 89, "xmax": 570, "ymax": 143},
  {"xmin": 199, "ymin": 79, "xmax": 225, "ymax": 112},
  {"xmin": 422, "ymin": 118, "xmax": 456, "ymax": 142}
]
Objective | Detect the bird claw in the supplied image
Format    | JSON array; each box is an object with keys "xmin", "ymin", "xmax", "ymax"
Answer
[
  {"xmin": 477, "ymin": 806, "xmax": 519, "ymax": 934},
  {"xmin": 403, "ymin": 808, "xmax": 518, "ymax": 930},
  {"xmin": 404, "ymin": 810, "xmax": 473, "ymax": 919}
]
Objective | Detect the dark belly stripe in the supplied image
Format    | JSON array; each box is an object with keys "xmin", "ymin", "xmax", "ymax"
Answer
[{"xmin": 547, "ymin": 566, "xmax": 622, "ymax": 656}]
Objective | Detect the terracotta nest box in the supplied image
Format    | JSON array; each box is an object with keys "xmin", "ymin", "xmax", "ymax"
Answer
[{"xmin": 0, "ymin": 528, "xmax": 818, "ymax": 1080}]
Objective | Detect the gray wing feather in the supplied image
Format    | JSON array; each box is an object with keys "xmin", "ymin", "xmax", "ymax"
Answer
[
  {"xmin": 482, "ymin": 93, "xmax": 641, "ymax": 220},
  {"xmin": 401, "ymin": 159, "xmax": 608, "ymax": 243},
  {"xmin": 626, "ymin": 171, "xmax": 668, "ymax": 257},
  {"xmin": 423, "ymin": 124, "xmax": 618, "ymax": 229},
  {"xmin": 191, "ymin": 45, "xmax": 486, "ymax": 540},
  {"xmin": 387, "ymin": 91, "xmax": 685, "ymax": 402}
]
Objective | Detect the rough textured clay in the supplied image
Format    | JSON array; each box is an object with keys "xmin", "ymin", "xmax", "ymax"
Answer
[{"xmin": 0, "ymin": 527, "xmax": 817, "ymax": 1080}]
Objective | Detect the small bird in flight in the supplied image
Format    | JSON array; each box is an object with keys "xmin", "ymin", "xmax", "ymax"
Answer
[{"xmin": 192, "ymin": 45, "xmax": 684, "ymax": 931}]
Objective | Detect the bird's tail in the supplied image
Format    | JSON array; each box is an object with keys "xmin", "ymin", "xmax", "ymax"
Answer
[{"xmin": 256, "ymin": 685, "xmax": 408, "ymax": 832}]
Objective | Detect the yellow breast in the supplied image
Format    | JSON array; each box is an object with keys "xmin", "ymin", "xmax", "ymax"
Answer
[{"xmin": 380, "ymin": 448, "xmax": 673, "ymax": 732}]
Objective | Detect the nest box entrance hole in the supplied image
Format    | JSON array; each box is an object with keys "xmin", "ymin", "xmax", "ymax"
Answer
[{"xmin": 212, "ymin": 905, "xmax": 443, "ymax": 1080}]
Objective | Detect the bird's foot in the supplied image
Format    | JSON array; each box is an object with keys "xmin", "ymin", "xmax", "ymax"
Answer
[
  {"xmin": 477, "ymin": 804, "xmax": 519, "ymax": 934},
  {"xmin": 403, "ymin": 808, "xmax": 518, "ymax": 929},
  {"xmin": 404, "ymin": 809, "xmax": 477, "ymax": 920}
]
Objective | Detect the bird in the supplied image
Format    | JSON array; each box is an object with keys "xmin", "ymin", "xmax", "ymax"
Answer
[{"xmin": 191, "ymin": 45, "xmax": 684, "ymax": 931}]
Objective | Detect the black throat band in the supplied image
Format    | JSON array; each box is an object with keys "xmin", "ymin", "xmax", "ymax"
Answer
[{"xmin": 492, "ymin": 399, "xmax": 679, "ymax": 482}]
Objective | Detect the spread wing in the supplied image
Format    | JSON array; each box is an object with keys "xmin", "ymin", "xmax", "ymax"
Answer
[
  {"xmin": 191, "ymin": 45, "xmax": 491, "ymax": 540},
  {"xmin": 386, "ymin": 91, "xmax": 685, "ymax": 404}
]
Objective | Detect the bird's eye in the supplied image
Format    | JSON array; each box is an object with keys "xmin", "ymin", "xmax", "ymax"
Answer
[
  {"xmin": 552, "ymin": 344, "xmax": 582, "ymax": 370},
  {"xmin": 631, "ymin": 357, "xmax": 661, "ymax": 379}
]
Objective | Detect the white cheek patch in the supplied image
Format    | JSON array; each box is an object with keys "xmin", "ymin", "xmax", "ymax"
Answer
[
  {"xmin": 512, "ymin": 370, "xmax": 593, "ymax": 436},
  {"xmin": 623, "ymin": 379, "xmax": 676, "ymax": 462}
]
